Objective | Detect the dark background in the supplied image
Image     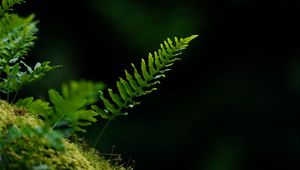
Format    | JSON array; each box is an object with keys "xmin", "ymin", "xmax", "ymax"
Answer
[{"xmin": 17, "ymin": 0, "xmax": 300, "ymax": 169}]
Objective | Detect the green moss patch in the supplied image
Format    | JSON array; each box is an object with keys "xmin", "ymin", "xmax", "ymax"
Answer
[{"xmin": 0, "ymin": 100, "xmax": 132, "ymax": 170}]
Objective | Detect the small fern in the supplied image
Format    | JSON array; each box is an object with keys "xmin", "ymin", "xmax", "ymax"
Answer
[
  {"xmin": 93, "ymin": 35, "xmax": 198, "ymax": 120},
  {"xmin": 61, "ymin": 80, "xmax": 106, "ymax": 106},
  {"xmin": 48, "ymin": 80, "xmax": 105, "ymax": 134},
  {"xmin": 16, "ymin": 80, "xmax": 105, "ymax": 135},
  {"xmin": 0, "ymin": 0, "xmax": 24, "ymax": 16},
  {"xmin": 0, "ymin": 3, "xmax": 58, "ymax": 94},
  {"xmin": 15, "ymin": 96, "xmax": 53, "ymax": 119},
  {"xmin": 48, "ymin": 89, "xmax": 99, "ymax": 135}
]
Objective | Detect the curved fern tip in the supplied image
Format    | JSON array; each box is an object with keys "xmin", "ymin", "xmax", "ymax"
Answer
[
  {"xmin": 185, "ymin": 35, "xmax": 199, "ymax": 43},
  {"xmin": 190, "ymin": 34, "xmax": 199, "ymax": 38}
]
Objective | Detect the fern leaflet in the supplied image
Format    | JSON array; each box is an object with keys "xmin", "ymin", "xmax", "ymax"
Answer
[{"xmin": 16, "ymin": 97, "xmax": 53, "ymax": 118}]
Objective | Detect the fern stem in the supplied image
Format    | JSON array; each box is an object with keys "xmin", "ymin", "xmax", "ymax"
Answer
[
  {"xmin": 10, "ymin": 91, "xmax": 18, "ymax": 104},
  {"xmin": 6, "ymin": 93, "xmax": 9, "ymax": 101},
  {"xmin": 93, "ymin": 119, "xmax": 112, "ymax": 148},
  {"xmin": 51, "ymin": 114, "xmax": 65, "ymax": 130}
]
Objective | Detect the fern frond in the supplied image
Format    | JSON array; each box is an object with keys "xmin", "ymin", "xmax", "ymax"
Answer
[
  {"xmin": 48, "ymin": 80, "xmax": 105, "ymax": 135},
  {"xmin": 93, "ymin": 35, "xmax": 198, "ymax": 119},
  {"xmin": 0, "ymin": 0, "xmax": 25, "ymax": 16},
  {"xmin": 16, "ymin": 80, "xmax": 105, "ymax": 135},
  {"xmin": 61, "ymin": 80, "xmax": 106, "ymax": 106},
  {"xmin": 16, "ymin": 97, "xmax": 53, "ymax": 118},
  {"xmin": 0, "ymin": 14, "xmax": 37, "ymax": 63},
  {"xmin": 0, "ymin": 61, "xmax": 59, "ymax": 93},
  {"xmin": 48, "ymin": 89, "xmax": 98, "ymax": 135},
  {"xmin": 0, "ymin": 14, "xmax": 59, "ymax": 94}
]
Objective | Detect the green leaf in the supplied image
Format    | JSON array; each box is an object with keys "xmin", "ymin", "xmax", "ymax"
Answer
[
  {"xmin": 99, "ymin": 91, "xmax": 118, "ymax": 114},
  {"xmin": 148, "ymin": 52, "xmax": 156, "ymax": 75},
  {"xmin": 160, "ymin": 43, "xmax": 170, "ymax": 60},
  {"xmin": 48, "ymin": 89, "xmax": 71, "ymax": 114},
  {"xmin": 141, "ymin": 59, "xmax": 151, "ymax": 81},
  {"xmin": 184, "ymin": 35, "xmax": 199, "ymax": 43},
  {"xmin": 0, "ymin": 0, "xmax": 24, "ymax": 16},
  {"xmin": 61, "ymin": 80, "xmax": 105, "ymax": 106},
  {"xmin": 16, "ymin": 97, "xmax": 53, "ymax": 118},
  {"xmin": 155, "ymin": 51, "xmax": 166, "ymax": 65},
  {"xmin": 164, "ymin": 40, "xmax": 173, "ymax": 54},
  {"xmin": 154, "ymin": 50, "xmax": 163, "ymax": 70},
  {"xmin": 132, "ymin": 63, "xmax": 147, "ymax": 87},
  {"xmin": 91, "ymin": 105, "xmax": 112, "ymax": 120},
  {"xmin": 116, "ymin": 80, "xmax": 130, "ymax": 102},
  {"xmin": 0, "ymin": 13, "xmax": 59, "ymax": 94},
  {"xmin": 174, "ymin": 37, "xmax": 180, "ymax": 46},
  {"xmin": 66, "ymin": 110, "xmax": 98, "ymax": 132},
  {"xmin": 125, "ymin": 70, "xmax": 143, "ymax": 93},
  {"xmin": 120, "ymin": 77, "xmax": 135, "ymax": 97},
  {"xmin": 108, "ymin": 88, "xmax": 125, "ymax": 108},
  {"xmin": 167, "ymin": 38, "xmax": 175, "ymax": 49},
  {"xmin": 47, "ymin": 81, "xmax": 103, "ymax": 134}
]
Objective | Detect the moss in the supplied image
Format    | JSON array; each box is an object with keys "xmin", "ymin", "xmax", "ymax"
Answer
[
  {"xmin": 75, "ymin": 138, "xmax": 132, "ymax": 170},
  {"xmin": 0, "ymin": 100, "xmax": 132, "ymax": 170},
  {"xmin": 0, "ymin": 100, "xmax": 17, "ymax": 131}
]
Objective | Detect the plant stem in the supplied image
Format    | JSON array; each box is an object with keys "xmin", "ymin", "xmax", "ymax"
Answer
[
  {"xmin": 10, "ymin": 91, "xmax": 18, "ymax": 104},
  {"xmin": 93, "ymin": 119, "xmax": 112, "ymax": 148},
  {"xmin": 6, "ymin": 93, "xmax": 9, "ymax": 101},
  {"xmin": 51, "ymin": 114, "xmax": 65, "ymax": 129}
]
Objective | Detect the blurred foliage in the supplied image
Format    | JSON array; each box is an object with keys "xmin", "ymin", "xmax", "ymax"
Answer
[
  {"xmin": 0, "ymin": 10, "xmax": 57, "ymax": 95},
  {"xmin": 201, "ymin": 137, "xmax": 241, "ymax": 170},
  {"xmin": 90, "ymin": 0, "xmax": 201, "ymax": 51}
]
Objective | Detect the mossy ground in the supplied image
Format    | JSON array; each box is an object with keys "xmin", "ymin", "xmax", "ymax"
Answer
[{"xmin": 0, "ymin": 99, "xmax": 132, "ymax": 170}]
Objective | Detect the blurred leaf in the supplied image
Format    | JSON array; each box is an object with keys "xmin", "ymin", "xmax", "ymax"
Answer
[{"xmin": 90, "ymin": 0, "xmax": 201, "ymax": 50}]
